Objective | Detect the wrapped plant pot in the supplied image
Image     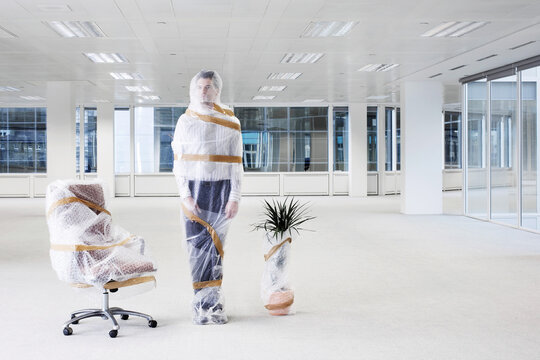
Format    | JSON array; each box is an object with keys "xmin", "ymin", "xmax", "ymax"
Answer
[{"xmin": 252, "ymin": 197, "xmax": 315, "ymax": 316}]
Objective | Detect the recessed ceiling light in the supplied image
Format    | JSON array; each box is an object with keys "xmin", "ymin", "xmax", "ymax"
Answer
[
  {"xmin": 421, "ymin": 21, "xmax": 488, "ymax": 37},
  {"xmin": 126, "ymin": 86, "xmax": 151, "ymax": 92},
  {"xmin": 20, "ymin": 96, "xmax": 45, "ymax": 100},
  {"xmin": 281, "ymin": 53, "xmax": 324, "ymax": 64},
  {"xmin": 140, "ymin": 95, "xmax": 161, "ymax": 100},
  {"xmin": 509, "ymin": 41, "xmax": 536, "ymax": 50},
  {"xmin": 0, "ymin": 25, "xmax": 17, "ymax": 38},
  {"xmin": 303, "ymin": 99, "xmax": 325, "ymax": 103},
  {"xmin": 110, "ymin": 72, "xmax": 143, "ymax": 80},
  {"xmin": 366, "ymin": 95, "xmax": 389, "ymax": 100},
  {"xmin": 259, "ymin": 86, "xmax": 286, "ymax": 92},
  {"xmin": 0, "ymin": 86, "xmax": 21, "ymax": 92},
  {"xmin": 252, "ymin": 95, "xmax": 275, "ymax": 100},
  {"xmin": 267, "ymin": 72, "xmax": 302, "ymax": 80},
  {"xmin": 45, "ymin": 21, "xmax": 106, "ymax": 38},
  {"xmin": 358, "ymin": 64, "xmax": 400, "ymax": 72},
  {"xmin": 477, "ymin": 54, "xmax": 497, "ymax": 61},
  {"xmin": 301, "ymin": 21, "xmax": 356, "ymax": 37},
  {"xmin": 37, "ymin": 4, "xmax": 72, "ymax": 12},
  {"xmin": 84, "ymin": 53, "xmax": 129, "ymax": 63}
]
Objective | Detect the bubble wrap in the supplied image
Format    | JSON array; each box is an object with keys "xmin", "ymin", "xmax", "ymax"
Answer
[
  {"xmin": 261, "ymin": 231, "xmax": 294, "ymax": 316},
  {"xmin": 45, "ymin": 179, "xmax": 157, "ymax": 290}
]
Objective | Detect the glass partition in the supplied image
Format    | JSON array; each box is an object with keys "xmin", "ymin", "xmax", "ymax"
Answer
[
  {"xmin": 114, "ymin": 108, "xmax": 130, "ymax": 174},
  {"xmin": 367, "ymin": 106, "xmax": 377, "ymax": 171},
  {"xmin": 334, "ymin": 106, "xmax": 349, "ymax": 171}
]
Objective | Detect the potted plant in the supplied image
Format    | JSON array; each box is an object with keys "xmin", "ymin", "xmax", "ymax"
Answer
[{"xmin": 252, "ymin": 197, "xmax": 315, "ymax": 315}]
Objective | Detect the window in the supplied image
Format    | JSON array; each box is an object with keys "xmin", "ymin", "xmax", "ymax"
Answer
[
  {"xmin": 114, "ymin": 108, "xmax": 130, "ymax": 173},
  {"xmin": 76, "ymin": 107, "xmax": 97, "ymax": 173},
  {"xmin": 134, "ymin": 106, "xmax": 186, "ymax": 173},
  {"xmin": 385, "ymin": 107, "xmax": 400, "ymax": 171},
  {"xmin": 0, "ymin": 107, "xmax": 46, "ymax": 173},
  {"xmin": 236, "ymin": 107, "xmax": 328, "ymax": 172},
  {"xmin": 334, "ymin": 107, "xmax": 349, "ymax": 171},
  {"xmin": 444, "ymin": 111, "xmax": 462, "ymax": 169},
  {"xmin": 366, "ymin": 106, "xmax": 377, "ymax": 171}
]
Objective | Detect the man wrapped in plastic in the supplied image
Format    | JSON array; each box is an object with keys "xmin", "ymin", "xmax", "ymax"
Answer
[{"xmin": 171, "ymin": 70, "xmax": 243, "ymax": 325}]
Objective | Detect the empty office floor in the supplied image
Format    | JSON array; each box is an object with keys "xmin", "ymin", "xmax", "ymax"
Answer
[{"xmin": 2, "ymin": 192, "xmax": 540, "ymax": 360}]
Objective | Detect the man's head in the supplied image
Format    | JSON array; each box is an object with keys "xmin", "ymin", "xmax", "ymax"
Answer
[{"xmin": 191, "ymin": 70, "xmax": 222, "ymax": 105}]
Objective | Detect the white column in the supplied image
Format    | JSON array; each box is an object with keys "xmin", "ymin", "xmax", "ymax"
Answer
[
  {"xmin": 46, "ymin": 82, "xmax": 76, "ymax": 182},
  {"xmin": 97, "ymin": 102, "xmax": 115, "ymax": 198},
  {"xmin": 400, "ymin": 81, "xmax": 443, "ymax": 214},
  {"xmin": 349, "ymin": 103, "xmax": 367, "ymax": 196}
]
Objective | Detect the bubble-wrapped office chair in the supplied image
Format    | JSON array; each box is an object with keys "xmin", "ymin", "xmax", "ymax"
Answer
[{"xmin": 46, "ymin": 180, "xmax": 158, "ymax": 338}]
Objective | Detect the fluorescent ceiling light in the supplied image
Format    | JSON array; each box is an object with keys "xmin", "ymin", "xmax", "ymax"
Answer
[
  {"xmin": 357, "ymin": 64, "xmax": 399, "ymax": 72},
  {"xmin": 140, "ymin": 95, "xmax": 161, "ymax": 100},
  {"xmin": 110, "ymin": 72, "xmax": 143, "ymax": 80},
  {"xmin": 301, "ymin": 21, "xmax": 356, "ymax": 37},
  {"xmin": 267, "ymin": 72, "xmax": 302, "ymax": 80},
  {"xmin": 421, "ymin": 21, "xmax": 488, "ymax": 37},
  {"xmin": 252, "ymin": 96, "xmax": 275, "ymax": 100},
  {"xmin": 366, "ymin": 95, "xmax": 389, "ymax": 100},
  {"xmin": 84, "ymin": 53, "xmax": 128, "ymax": 63},
  {"xmin": 20, "ymin": 96, "xmax": 45, "ymax": 100},
  {"xmin": 303, "ymin": 99, "xmax": 325, "ymax": 103},
  {"xmin": 0, "ymin": 86, "xmax": 21, "ymax": 92},
  {"xmin": 259, "ymin": 86, "xmax": 286, "ymax": 92},
  {"xmin": 281, "ymin": 53, "xmax": 324, "ymax": 64},
  {"xmin": 125, "ymin": 86, "xmax": 151, "ymax": 92},
  {"xmin": 46, "ymin": 21, "xmax": 105, "ymax": 38},
  {"xmin": 0, "ymin": 25, "xmax": 17, "ymax": 38},
  {"xmin": 37, "ymin": 4, "xmax": 72, "ymax": 12}
]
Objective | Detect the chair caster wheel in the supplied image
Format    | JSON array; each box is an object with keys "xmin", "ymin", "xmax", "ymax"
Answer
[
  {"xmin": 148, "ymin": 320, "xmax": 157, "ymax": 328},
  {"xmin": 109, "ymin": 329, "xmax": 118, "ymax": 338},
  {"xmin": 63, "ymin": 327, "xmax": 73, "ymax": 336},
  {"xmin": 120, "ymin": 314, "xmax": 129, "ymax": 320},
  {"xmin": 71, "ymin": 315, "xmax": 79, "ymax": 324}
]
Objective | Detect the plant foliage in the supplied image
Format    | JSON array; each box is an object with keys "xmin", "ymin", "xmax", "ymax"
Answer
[{"xmin": 252, "ymin": 197, "xmax": 316, "ymax": 239}]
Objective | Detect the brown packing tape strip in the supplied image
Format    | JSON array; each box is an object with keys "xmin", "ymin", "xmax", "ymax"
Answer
[
  {"xmin": 213, "ymin": 103, "xmax": 235, "ymax": 117},
  {"xmin": 193, "ymin": 279, "xmax": 222, "ymax": 290},
  {"xmin": 264, "ymin": 237, "xmax": 292, "ymax": 261},
  {"xmin": 181, "ymin": 203, "xmax": 225, "ymax": 258},
  {"xmin": 264, "ymin": 297, "xmax": 294, "ymax": 310},
  {"xmin": 50, "ymin": 235, "xmax": 135, "ymax": 252},
  {"xmin": 71, "ymin": 275, "xmax": 156, "ymax": 290},
  {"xmin": 178, "ymin": 153, "xmax": 242, "ymax": 163},
  {"xmin": 186, "ymin": 109, "xmax": 241, "ymax": 132},
  {"xmin": 47, "ymin": 197, "xmax": 111, "ymax": 218}
]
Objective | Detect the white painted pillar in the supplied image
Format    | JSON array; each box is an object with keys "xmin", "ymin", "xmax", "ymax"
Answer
[
  {"xmin": 400, "ymin": 81, "xmax": 443, "ymax": 214},
  {"xmin": 46, "ymin": 82, "xmax": 76, "ymax": 182},
  {"xmin": 97, "ymin": 102, "xmax": 115, "ymax": 198},
  {"xmin": 349, "ymin": 103, "xmax": 367, "ymax": 196}
]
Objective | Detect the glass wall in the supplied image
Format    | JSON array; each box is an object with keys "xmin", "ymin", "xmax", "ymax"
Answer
[
  {"xmin": 384, "ymin": 107, "xmax": 400, "ymax": 171},
  {"xmin": 134, "ymin": 106, "xmax": 186, "ymax": 173},
  {"xmin": 521, "ymin": 66, "xmax": 540, "ymax": 231},
  {"xmin": 114, "ymin": 108, "xmax": 130, "ymax": 173},
  {"xmin": 236, "ymin": 106, "xmax": 328, "ymax": 172},
  {"xmin": 444, "ymin": 111, "xmax": 462, "ymax": 169},
  {"xmin": 367, "ymin": 106, "xmax": 377, "ymax": 171},
  {"xmin": 0, "ymin": 107, "xmax": 46, "ymax": 173},
  {"xmin": 465, "ymin": 61, "xmax": 540, "ymax": 231},
  {"xmin": 334, "ymin": 106, "xmax": 349, "ymax": 171},
  {"xmin": 76, "ymin": 107, "xmax": 97, "ymax": 173}
]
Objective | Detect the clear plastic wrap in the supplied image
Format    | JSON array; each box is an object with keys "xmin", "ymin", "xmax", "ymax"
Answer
[
  {"xmin": 261, "ymin": 231, "xmax": 294, "ymax": 315},
  {"xmin": 171, "ymin": 70, "xmax": 243, "ymax": 324},
  {"xmin": 45, "ymin": 179, "xmax": 157, "ymax": 291}
]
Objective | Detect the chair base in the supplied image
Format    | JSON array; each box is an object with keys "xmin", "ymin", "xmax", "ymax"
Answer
[{"xmin": 62, "ymin": 290, "xmax": 157, "ymax": 338}]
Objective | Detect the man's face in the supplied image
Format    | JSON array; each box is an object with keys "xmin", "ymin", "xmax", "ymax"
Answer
[{"xmin": 196, "ymin": 77, "xmax": 218, "ymax": 103}]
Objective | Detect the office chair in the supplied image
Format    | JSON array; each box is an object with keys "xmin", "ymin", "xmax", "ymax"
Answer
[{"xmin": 46, "ymin": 179, "xmax": 158, "ymax": 338}]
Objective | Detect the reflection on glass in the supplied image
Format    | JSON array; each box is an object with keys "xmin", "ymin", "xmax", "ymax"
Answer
[
  {"xmin": 466, "ymin": 81, "xmax": 488, "ymax": 219},
  {"xmin": 366, "ymin": 107, "xmax": 376, "ymax": 171},
  {"xmin": 84, "ymin": 108, "xmax": 97, "ymax": 173},
  {"xmin": 385, "ymin": 107, "xmax": 393, "ymax": 171},
  {"xmin": 114, "ymin": 108, "xmax": 130, "ymax": 173},
  {"xmin": 444, "ymin": 111, "xmax": 462, "ymax": 169},
  {"xmin": 396, "ymin": 108, "xmax": 401, "ymax": 171},
  {"xmin": 0, "ymin": 107, "xmax": 46, "ymax": 173},
  {"xmin": 134, "ymin": 107, "xmax": 186, "ymax": 173},
  {"xmin": 490, "ymin": 75, "xmax": 518, "ymax": 226},
  {"xmin": 521, "ymin": 66, "xmax": 539, "ymax": 230},
  {"xmin": 334, "ymin": 107, "xmax": 349, "ymax": 171}
]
